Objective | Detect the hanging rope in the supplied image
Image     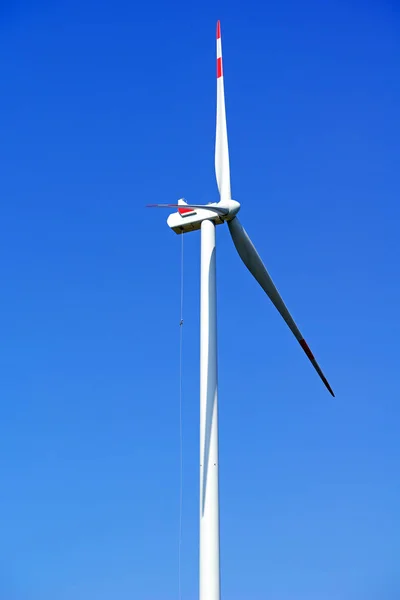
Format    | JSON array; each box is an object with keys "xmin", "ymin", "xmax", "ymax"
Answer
[{"xmin": 178, "ymin": 232, "xmax": 184, "ymax": 600}]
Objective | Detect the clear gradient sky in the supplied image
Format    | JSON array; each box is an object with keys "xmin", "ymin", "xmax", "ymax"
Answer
[{"xmin": 1, "ymin": 1, "xmax": 399, "ymax": 599}]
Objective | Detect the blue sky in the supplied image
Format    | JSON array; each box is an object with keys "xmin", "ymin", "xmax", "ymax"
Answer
[{"xmin": 1, "ymin": 0, "xmax": 399, "ymax": 598}]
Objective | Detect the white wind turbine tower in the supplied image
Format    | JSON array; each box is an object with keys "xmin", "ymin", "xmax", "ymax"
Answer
[{"xmin": 149, "ymin": 20, "xmax": 334, "ymax": 600}]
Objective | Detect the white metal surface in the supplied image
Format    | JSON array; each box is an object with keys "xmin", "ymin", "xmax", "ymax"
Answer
[{"xmin": 199, "ymin": 219, "xmax": 220, "ymax": 600}]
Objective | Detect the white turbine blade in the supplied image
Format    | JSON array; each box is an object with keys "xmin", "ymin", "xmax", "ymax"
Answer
[
  {"xmin": 215, "ymin": 20, "xmax": 231, "ymax": 203},
  {"xmin": 228, "ymin": 217, "xmax": 334, "ymax": 396}
]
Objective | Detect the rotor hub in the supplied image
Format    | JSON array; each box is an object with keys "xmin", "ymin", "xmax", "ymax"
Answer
[{"xmin": 220, "ymin": 199, "xmax": 241, "ymax": 221}]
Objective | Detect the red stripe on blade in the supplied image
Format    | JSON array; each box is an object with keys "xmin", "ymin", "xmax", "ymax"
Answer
[
  {"xmin": 300, "ymin": 339, "xmax": 315, "ymax": 361},
  {"xmin": 217, "ymin": 57, "xmax": 222, "ymax": 78},
  {"xmin": 216, "ymin": 20, "xmax": 221, "ymax": 39}
]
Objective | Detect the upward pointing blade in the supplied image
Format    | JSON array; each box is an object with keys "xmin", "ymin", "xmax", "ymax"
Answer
[
  {"xmin": 228, "ymin": 216, "xmax": 334, "ymax": 396},
  {"xmin": 215, "ymin": 20, "xmax": 231, "ymax": 203}
]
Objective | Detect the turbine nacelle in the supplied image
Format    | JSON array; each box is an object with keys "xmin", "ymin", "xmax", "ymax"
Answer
[{"xmin": 165, "ymin": 198, "xmax": 240, "ymax": 234}]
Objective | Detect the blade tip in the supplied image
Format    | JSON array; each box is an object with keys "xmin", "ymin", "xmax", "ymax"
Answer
[
  {"xmin": 322, "ymin": 377, "xmax": 335, "ymax": 397},
  {"xmin": 216, "ymin": 20, "xmax": 221, "ymax": 39},
  {"xmin": 299, "ymin": 338, "xmax": 334, "ymax": 397}
]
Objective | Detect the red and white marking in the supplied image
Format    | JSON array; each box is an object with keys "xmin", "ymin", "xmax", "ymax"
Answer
[
  {"xmin": 179, "ymin": 206, "xmax": 193, "ymax": 215},
  {"xmin": 215, "ymin": 20, "xmax": 231, "ymax": 203},
  {"xmin": 216, "ymin": 21, "xmax": 222, "ymax": 78},
  {"xmin": 299, "ymin": 339, "xmax": 315, "ymax": 361}
]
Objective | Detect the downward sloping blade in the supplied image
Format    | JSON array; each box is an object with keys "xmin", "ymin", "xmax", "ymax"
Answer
[
  {"xmin": 215, "ymin": 20, "xmax": 231, "ymax": 203},
  {"xmin": 228, "ymin": 217, "xmax": 334, "ymax": 396}
]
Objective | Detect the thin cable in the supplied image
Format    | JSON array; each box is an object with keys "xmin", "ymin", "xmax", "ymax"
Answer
[{"xmin": 178, "ymin": 232, "xmax": 184, "ymax": 600}]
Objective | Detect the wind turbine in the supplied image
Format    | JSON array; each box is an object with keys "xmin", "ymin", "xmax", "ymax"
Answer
[{"xmin": 149, "ymin": 20, "xmax": 334, "ymax": 600}]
